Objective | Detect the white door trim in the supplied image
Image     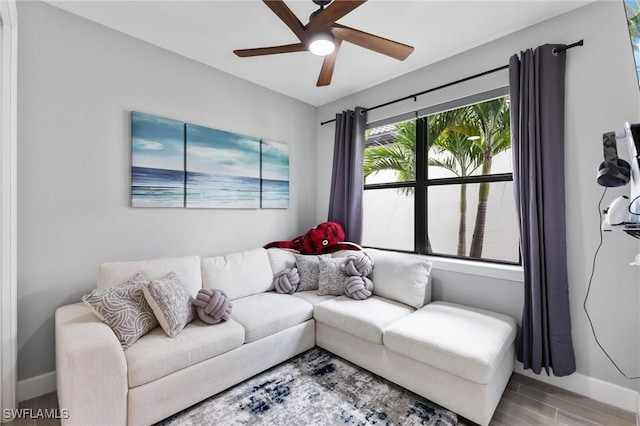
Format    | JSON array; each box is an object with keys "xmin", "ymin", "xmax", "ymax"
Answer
[{"xmin": 0, "ymin": 0, "xmax": 18, "ymax": 422}]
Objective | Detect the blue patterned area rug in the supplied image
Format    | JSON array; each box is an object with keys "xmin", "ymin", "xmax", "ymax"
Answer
[{"xmin": 157, "ymin": 348, "xmax": 458, "ymax": 425}]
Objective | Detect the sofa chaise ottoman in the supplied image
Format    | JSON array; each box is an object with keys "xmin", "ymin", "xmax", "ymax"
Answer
[
  {"xmin": 316, "ymin": 300, "xmax": 516, "ymax": 426},
  {"xmin": 314, "ymin": 248, "xmax": 516, "ymax": 426}
]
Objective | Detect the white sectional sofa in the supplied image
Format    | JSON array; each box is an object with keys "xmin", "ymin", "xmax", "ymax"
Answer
[{"xmin": 55, "ymin": 247, "xmax": 517, "ymax": 426}]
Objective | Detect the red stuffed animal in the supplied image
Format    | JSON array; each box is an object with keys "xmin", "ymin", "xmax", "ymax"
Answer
[{"xmin": 265, "ymin": 222, "xmax": 361, "ymax": 255}]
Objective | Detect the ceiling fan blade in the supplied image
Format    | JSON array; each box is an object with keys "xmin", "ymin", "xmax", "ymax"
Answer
[
  {"xmin": 332, "ymin": 23, "xmax": 414, "ymax": 61},
  {"xmin": 306, "ymin": 1, "xmax": 366, "ymax": 34},
  {"xmin": 234, "ymin": 43, "xmax": 307, "ymax": 57},
  {"xmin": 317, "ymin": 39, "xmax": 341, "ymax": 87},
  {"xmin": 263, "ymin": 0, "xmax": 308, "ymax": 42}
]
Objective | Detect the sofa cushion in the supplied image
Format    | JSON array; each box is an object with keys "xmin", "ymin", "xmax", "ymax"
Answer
[
  {"xmin": 383, "ymin": 301, "xmax": 517, "ymax": 384},
  {"xmin": 317, "ymin": 257, "xmax": 350, "ymax": 296},
  {"xmin": 295, "ymin": 254, "xmax": 330, "ymax": 291},
  {"xmin": 231, "ymin": 292, "xmax": 313, "ymax": 343},
  {"xmin": 266, "ymin": 248, "xmax": 297, "ymax": 276},
  {"xmin": 97, "ymin": 256, "xmax": 202, "ymax": 296},
  {"xmin": 313, "ymin": 296, "xmax": 414, "ymax": 344},
  {"xmin": 366, "ymin": 249, "xmax": 432, "ymax": 308},
  {"xmin": 201, "ymin": 248, "xmax": 273, "ymax": 300},
  {"xmin": 125, "ymin": 319, "xmax": 245, "ymax": 387},
  {"xmin": 290, "ymin": 290, "xmax": 337, "ymax": 306},
  {"xmin": 82, "ymin": 273, "xmax": 158, "ymax": 349},
  {"xmin": 143, "ymin": 272, "xmax": 195, "ymax": 338}
]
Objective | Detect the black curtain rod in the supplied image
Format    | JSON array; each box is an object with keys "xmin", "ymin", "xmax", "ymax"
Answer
[{"xmin": 320, "ymin": 39, "xmax": 584, "ymax": 126}]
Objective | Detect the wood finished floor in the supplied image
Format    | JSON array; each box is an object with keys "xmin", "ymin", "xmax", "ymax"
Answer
[{"xmin": 8, "ymin": 373, "xmax": 637, "ymax": 426}]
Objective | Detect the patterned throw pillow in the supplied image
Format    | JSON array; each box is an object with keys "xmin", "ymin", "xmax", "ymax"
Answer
[
  {"xmin": 143, "ymin": 271, "xmax": 195, "ymax": 338},
  {"xmin": 82, "ymin": 273, "xmax": 158, "ymax": 350},
  {"xmin": 317, "ymin": 257, "xmax": 350, "ymax": 296},
  {"xmin": 295, "ymin": 254, "xmax": 330, "ymax": 291}
]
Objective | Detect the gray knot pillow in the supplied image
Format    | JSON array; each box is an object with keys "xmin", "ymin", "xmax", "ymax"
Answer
[
  {"xmin": 193, "ymin": 289, "xmax": 232, "ymax": 325},
  {"xmin": 344, "ymin": 276, "xmax": 374, "ymax": 300},
  {"xmin": 274, "ymin": 268, "xmax": 300, "ymax": 295},
  {"xmin": 342, "ymin": 253, "xmax": 374, "ymax": 277}
]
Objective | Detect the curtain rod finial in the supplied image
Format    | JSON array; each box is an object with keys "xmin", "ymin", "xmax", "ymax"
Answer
[{"xmin": 552, "ymin": 39, "xmax": 584, "ymax": 55}]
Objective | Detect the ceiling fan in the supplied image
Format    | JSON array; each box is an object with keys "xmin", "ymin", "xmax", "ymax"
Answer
[{"xmin": 233, "ymin": 0, "xmax": 414, "ymax": 87}]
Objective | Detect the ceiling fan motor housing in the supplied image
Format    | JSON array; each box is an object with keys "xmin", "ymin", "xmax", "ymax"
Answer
[{"xmin": 310, "ymin": 0, "xmax": 332, "ymax": 21}]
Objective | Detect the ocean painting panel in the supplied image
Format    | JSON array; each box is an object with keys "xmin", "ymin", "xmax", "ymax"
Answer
[
  {"xmin": 625, "ymin": 0, "xmax": 640, "ymax": 86},
  {"xmin": 261, "ymin": 140, "xmax": 289, "ymax": 209},
  {"xmin": 131, "ymin": 111, "xmax": 185, "ymax": 207},
  {"xmin": 186, "ymin": 124, "xmax": 261, "ymax": 208}
]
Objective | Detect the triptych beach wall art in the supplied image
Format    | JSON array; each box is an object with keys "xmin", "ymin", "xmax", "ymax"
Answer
[
  {"xmin": 261, "ymin": 140, "xmax": 290, "ymax": 209},
  {"xmin": 131, "ymin": 113, "xmax": 185, "ymax": 208},
  {"xmin": 131, "ymin": 111, "xmax": 290, "ymax": 209}
]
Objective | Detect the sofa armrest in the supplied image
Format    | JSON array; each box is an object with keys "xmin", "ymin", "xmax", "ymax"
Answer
[{"xmin": 55, "ymin": 303, "xmax": 128, "ymax": 425}]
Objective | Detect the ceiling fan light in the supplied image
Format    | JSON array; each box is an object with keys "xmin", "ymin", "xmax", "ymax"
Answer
[{"xmin": 309, "ymin": 32, "xmax": 335, "ymax": 56}]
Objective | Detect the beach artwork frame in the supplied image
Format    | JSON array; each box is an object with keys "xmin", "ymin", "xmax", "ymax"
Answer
[
  {"xmin": 131, "ymin": 111, "xmax": 185, "ymax": 207},
  {"xmin": 131, "ymin": 112, "xmax": 288, "ymax": 209},
  {"xmin": 185, "ymin": 124, "xmax": 261, "ymax": 208},
  {"xmin": 625, "ymin": 0, "xmax": 640, "ymax": 87},
  {"xmin": 261, "ymin": 140, "xmax": 290, "ymax": 209}
]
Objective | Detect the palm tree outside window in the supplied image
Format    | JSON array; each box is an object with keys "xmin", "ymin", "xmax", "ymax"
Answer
[{"xmin": 362, "ymin": 94, "xmax": 520, "ymax": 264}]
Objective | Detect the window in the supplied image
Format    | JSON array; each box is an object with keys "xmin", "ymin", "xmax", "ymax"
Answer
[{"xmin": 362, "ymin": 94, "xmax": 520, "ymax": 264}]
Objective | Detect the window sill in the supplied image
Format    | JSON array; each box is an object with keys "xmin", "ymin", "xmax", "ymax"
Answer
[{"xmin": 426, "ymin": 256, "xmax": 524, "ymax": 283}]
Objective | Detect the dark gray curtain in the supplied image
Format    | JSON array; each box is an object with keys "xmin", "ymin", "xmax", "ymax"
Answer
[
  {"xmin": 328, "ymin": 107, "xmax": 367, "ymax": 243},
  {"xmin": 509, "ymin": 45, "xmax": 576, "ymax": 376}
]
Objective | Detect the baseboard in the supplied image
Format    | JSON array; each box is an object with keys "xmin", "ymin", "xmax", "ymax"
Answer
[
  {"xmin": 16, "ymin": 371, "xmax": 56, "ymax": 402},
  {"xmin": 515, "ymin": 363, "xmax": 639, "ymax": 413},
  {"xmin": 15, "ymin": 366, "xmax": 640, "ymax": 416}
]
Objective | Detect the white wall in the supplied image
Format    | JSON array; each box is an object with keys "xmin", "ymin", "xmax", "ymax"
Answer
[
  {"xmin": 17, "ymin": 1, "xmax": 317, "ymax": 381},
  {"xmin": 317, "ymin": 0, "xmax": 640, "ymax": 394}
]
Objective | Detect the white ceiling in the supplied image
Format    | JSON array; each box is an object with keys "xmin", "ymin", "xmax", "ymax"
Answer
[{"xmin": 47, "ymin": 0, "xmax": 594, "ymax": 106}]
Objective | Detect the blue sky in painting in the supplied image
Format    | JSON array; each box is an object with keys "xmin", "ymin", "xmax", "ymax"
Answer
[
  {"xmin": 131, "ymin": 111, "xmax": 184, "ymax": 171},
  {"xmin": 262, "ymin": 140, "xmax": 289, "ymax": 182},
  {"xmin": 625, "ymin": 0, "xmax": 640, "ymax": 81},
  {"xmin": 186, "ymin": 124, "xmax": 260, "ymax": 178}
]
